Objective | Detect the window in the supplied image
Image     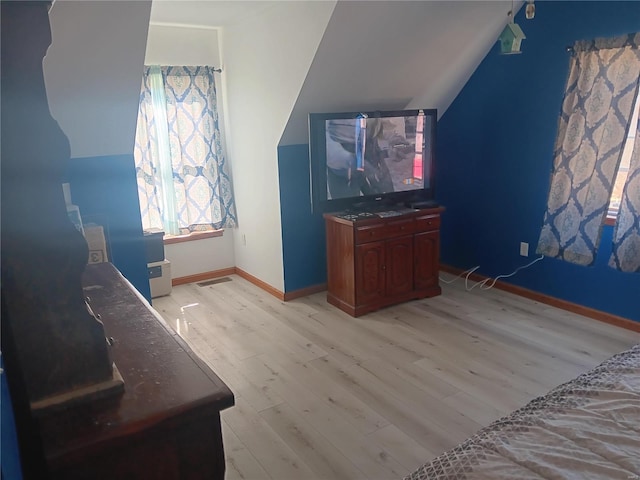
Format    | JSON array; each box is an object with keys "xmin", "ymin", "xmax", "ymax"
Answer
[
  {"xmin": 607, "ymin": 91, "xmax": 639, "ymax": 221},
  {"xmin": 536, "ymin": 33, "xmax": 640, "ymax": 271},
  {"xmin": 134, "ymin": 66, "xmax": 236, "ymax": 237}
]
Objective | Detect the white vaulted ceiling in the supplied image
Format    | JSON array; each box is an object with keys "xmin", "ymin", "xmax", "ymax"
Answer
[
  {"xmin": 281, "ymin": 1, "xmax": 521, "ymax": 144},
  {"xmin": 150, "ymin": 0, "xmax": 522, "ymax": 145},
  {"xmin": 43, "ymin": 1, "xmax": 525, "ymax": 155},
  {"xmin": 45, "ymin": 0, "xmax": 153, "ymax": 158}
]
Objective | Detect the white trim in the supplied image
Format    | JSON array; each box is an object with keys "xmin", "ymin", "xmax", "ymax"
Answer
[{"xmin": 149, "ymin": 21, "xmax": 221, "ymax": 31}]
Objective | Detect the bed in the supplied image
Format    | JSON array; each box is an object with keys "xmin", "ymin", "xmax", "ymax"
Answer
[{"xmin": 404, "ymin": 344, "xmax": 640, "ymax": 480}]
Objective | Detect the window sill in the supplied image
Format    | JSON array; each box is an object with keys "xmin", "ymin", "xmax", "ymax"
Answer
[{"xmin": 164, "ymin": 229, "xmax": 224, "ymax": 245}]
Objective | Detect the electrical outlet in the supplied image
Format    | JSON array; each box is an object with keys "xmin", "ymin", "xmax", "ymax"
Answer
[{"xmin": 520, "ymin": 242, "xmax": 529, "ymax": 257}]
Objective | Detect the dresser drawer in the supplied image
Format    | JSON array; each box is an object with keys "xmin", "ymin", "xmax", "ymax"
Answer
[
  {"xmin": 355, "ymin": 224, "xmax": 387, "ymax": 244},
  {"xmin": 415, "ymin": 215, "xmax": 440, "ymax": 232},
  {"xmin": 385, "ymin": 218, "xmax": 415, "ymax": 237},
  {"xmin": 355, "ymin": 218, "xmax": 414, "ymax": 244}
]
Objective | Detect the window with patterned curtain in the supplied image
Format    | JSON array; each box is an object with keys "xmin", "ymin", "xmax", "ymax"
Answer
[
  {"xmin": 134, "ymin": 65, "xmax": 237, "ymax": 236},
  {"xmin": 536, "ymin": 33, "xmax": 640, "ymax": 272}
]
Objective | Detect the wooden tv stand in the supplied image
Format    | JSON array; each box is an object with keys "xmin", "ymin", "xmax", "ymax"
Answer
[{"xmin": 324, "ymin": 207, "xmax": 443, "ymax": 317}]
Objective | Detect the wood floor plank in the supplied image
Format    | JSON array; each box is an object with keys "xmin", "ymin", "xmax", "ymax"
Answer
[
  {"xmin": 275, "ymin": 311, "xmax": 365, "ymax": 367},
  {"xmin": 367, "ymin": 424, "xmax": 438, "ymax": 473},
  {"xmin": 266, "ymin": 351, "xmax": 391, "ymax": 435},
  {"xmin": 309, "ymin": 354, "xmax": 481, "ymax": 455},
  {"xmin": 413, "ymin": 354, "xmax": 535, "ymax": 413},
  {"xmin": 221, "ymin": 419, "xmax": 271, "ymax": 480},
  {"xmin": 240, "ymin": 354, "xmax": 408, "ymax": 478},
  {"xmin": 193, "ymin": 283, "xmax": 329, "ymax": 363},
  {"xmin": 259, "ymin": 403, "xmax": 366, "ymax": 480},
  {"xmin": 222, "ymin": 397, "xmax": 316, "ymax": 479},
  {"xmin": 151, "ymin": 273, "xmax": 640, "ymax": 480},
  {"xmin": 156, "ymin": 299, "xmax": 287, "ymax": 413},
  {"xmin": 441, "ymin": 390, "xmax": 505, "ymax": 427}
]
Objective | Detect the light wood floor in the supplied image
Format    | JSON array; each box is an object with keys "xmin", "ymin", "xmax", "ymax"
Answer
[{"xmin": 152, "ymin": 274, "xmax": 639, "ymax": 480}]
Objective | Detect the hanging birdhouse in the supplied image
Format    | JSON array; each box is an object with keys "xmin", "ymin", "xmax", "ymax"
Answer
[{"xmin": 499, "ymin": 22, "xmax": 526, "ymax": 54}]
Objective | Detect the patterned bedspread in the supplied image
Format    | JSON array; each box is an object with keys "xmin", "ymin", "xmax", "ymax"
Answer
[{"xmin": 405, "ymin": 344, "xmax": 640, "ymax": 480}]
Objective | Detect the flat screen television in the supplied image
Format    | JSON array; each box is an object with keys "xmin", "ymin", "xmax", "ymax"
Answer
[{"xmin": 309, "ymin": 108, "xmax": 437, "ymax": 213}]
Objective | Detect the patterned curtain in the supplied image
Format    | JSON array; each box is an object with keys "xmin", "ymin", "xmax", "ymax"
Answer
[
  {"xmin": 134, "ymin": 66, "xmax": 237, "ymax": 235},
  {"xmin": 609, "ymin": 110, "xmax": 640, "ymax": 272},
  {"xmin": 536, "ymin": 33, "xmax": 640, "ymax": 267}
]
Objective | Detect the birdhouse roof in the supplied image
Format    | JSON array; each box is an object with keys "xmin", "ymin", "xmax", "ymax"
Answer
[{"xmin": 505, "ymin": 22, "xmax": 526, "ymax": 39}]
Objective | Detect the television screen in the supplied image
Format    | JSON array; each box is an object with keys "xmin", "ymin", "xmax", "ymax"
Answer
[{"xmin": 309, "ymin": 109, "xmax": 437, "ymax": 213}]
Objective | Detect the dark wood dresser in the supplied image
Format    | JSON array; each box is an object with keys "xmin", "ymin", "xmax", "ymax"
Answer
[
  {"xmin": 324, "ymin": 207, "xmax": 443, "ymax": 317},
  {"xmin": 37, "ymin": 263, "xmax": 234, "ymax": 479}
]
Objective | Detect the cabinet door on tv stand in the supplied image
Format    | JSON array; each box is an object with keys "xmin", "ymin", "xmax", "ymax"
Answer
[
  {"xmin": 414, "ymin": 230, "xmax": 440, "ymax": 290},
  {"xmin": 355, "ymin": 242, "xmax": 385, "ymax": 305},
  {"xmin": 385, "ymin": 236, "xmax": 414, "ymax": 297}
]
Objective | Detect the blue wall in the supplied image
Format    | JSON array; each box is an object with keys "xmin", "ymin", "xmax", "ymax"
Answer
[
  {"xmin": 278, "ymin": 144, "xmax": 327, "ymax": 292},
  {"xmin": 437, "ymin": 1, "xmax": 640, "ymax": 321},
  {"xmin": 66, "ymin": 154, "xmax": 151, "ymax": 301},
  {"xmin": 1, "ymin": 355, "xmax": 23, "ymax": 480}
]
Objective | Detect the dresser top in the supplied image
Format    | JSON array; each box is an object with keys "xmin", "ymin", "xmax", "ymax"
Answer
[
  {"xmin": 324, "ymin": 206, "xmax": 444, "ymax": 226},
  {"xmin": 38, "ymin": 262, "xmax": 234, "ymax": 465}
]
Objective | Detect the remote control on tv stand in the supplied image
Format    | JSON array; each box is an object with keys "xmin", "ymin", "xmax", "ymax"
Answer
[{"xmin": 406, "ymin": 200, "xmax": 439, "ymax": 209}]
